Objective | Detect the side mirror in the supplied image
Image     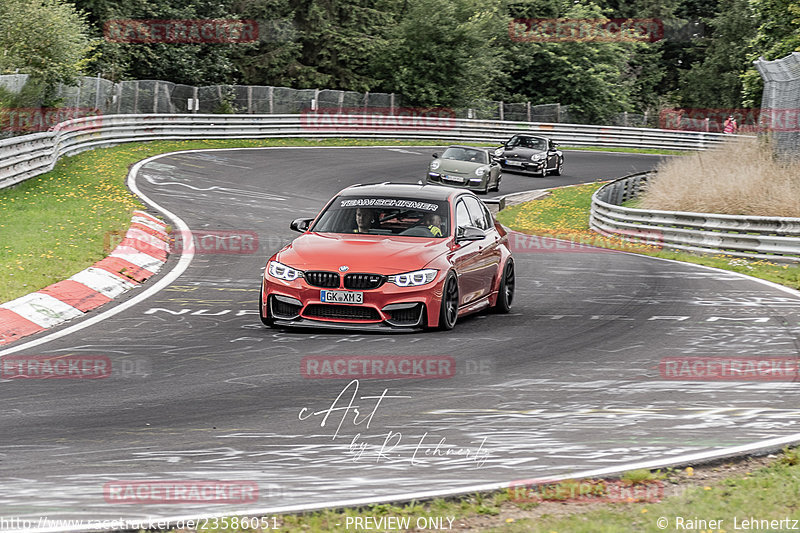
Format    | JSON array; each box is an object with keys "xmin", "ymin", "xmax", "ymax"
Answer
[
  {"xmin": 432, "ymin": 153, "xmax": 439, "ymax": 159},
  {"xmin": 456, "ymin": 225, "xmax": 486, "ymax": 243},
  {"xmin": 290, "ymin": 217, "xmax": 313, "ymax": 232}
]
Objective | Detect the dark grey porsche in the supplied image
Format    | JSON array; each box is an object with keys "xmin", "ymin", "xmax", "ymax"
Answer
[{"xmin": 493, "ymin": 134, "xmax": 564, "ymax": 177}]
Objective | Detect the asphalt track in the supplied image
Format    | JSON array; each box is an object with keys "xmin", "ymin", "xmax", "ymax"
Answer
[{"xmin": 2, "ymin": 147, "xmax": 800, "ymax": 530}]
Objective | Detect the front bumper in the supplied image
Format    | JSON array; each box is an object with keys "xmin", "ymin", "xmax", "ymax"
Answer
[
  {"xmin": 263, "ymin": 275, "xmax": 445, "ymax": 330},
  {"xmin": 499, "ymin": 158, "xmax": 545, "ymax": 172},
  {"xmin": 427, "ymin": 172, "xmax": 486, "ymax": 190}
]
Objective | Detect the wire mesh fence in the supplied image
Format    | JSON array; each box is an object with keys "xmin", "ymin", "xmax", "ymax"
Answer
[
  {"xmin": 0, "ymin": 74, "xmax": 31, "ymax": 94},
  {"xmin": 0, "ymin": 75, "xmax": 401, "ymax": 119},
  {"xmin": 0, "ymin": 73, "xmax": 658, "ymax": 137},
  {"xmin": 754, "ymin": 52, "xmax": 800, "ymax": 161}
]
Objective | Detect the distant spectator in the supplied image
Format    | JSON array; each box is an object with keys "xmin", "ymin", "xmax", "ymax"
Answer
[{"xmin": 723, "ymin": 115, "xmax": 738, "ymax": 134}]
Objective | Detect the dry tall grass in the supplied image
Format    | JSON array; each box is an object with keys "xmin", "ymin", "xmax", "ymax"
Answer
[{"xmin": 639, "ymin": 138, "xmax": 800, "ymax": 217}]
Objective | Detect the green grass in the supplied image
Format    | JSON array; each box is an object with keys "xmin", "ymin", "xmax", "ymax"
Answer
[
  {"xmin": 496, "ymin": 181, "xmax": 800, "ymax": 290},
  {"xmin": 621, "ymin": 469, "xmax": 667, "ymax": 484},
  {"xmin": 485, "ymin": 453, "xmax": 800, "ymax": 533}
]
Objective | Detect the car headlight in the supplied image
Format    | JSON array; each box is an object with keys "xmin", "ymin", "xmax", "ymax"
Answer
[
  {"xmin": 531, "ymin": 154, "xmax": 544, "ymax": 161},
  {"xmin": 268, "ymin": 260, "xmax": 303, "ymax": 281},
  {"xmin": 493, "ymin": 147, "xmax": 504, "ymax": 157},
  {"xmin": 475, "ymin": 167, "xmax": 488, "ymax": 176},
  {"xmin": 388, "ymin": 269, "xmax": 438, "ymax": 287},
  {"xmin": 430, "ymin": 160, "xmax": 441, "ymax": 170}
]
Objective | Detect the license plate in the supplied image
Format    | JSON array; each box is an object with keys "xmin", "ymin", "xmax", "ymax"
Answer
[
  {"xmin": 443, "ymin": 175, "xmax": 465, "ymax": 183},
  {"xmin": 506, "ymin": 160, "xmax": 524, "ymax": 166},
  {"xmin": 321, "ymin": 290, "xmax": 364, "ymax": 304}
]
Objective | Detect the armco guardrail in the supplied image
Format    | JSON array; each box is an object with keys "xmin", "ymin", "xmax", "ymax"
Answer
[
  {"xmin": 591, "ymin": 173, "xmax": 800, "ymax": 261},
  {"xmin": 0, "ymin": 113, "xmax": 729, "ymax": 190}
]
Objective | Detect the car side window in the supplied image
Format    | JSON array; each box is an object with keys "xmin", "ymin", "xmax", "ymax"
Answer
[
  {"xmin": 455, "ymin": 199, "xmax": 471, "ymax": 234},
  {"xmin": 463, "ymin": 196, "xmax": 490, "ymax": 231},
  {"xmin": 478, "ymin": 201, "xmax": 494, "ymax": 230}
]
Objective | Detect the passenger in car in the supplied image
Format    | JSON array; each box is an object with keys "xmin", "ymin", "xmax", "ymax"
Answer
[{"xmin": 424, "ymin": 213, "xmax": 444, "ymax": 237}]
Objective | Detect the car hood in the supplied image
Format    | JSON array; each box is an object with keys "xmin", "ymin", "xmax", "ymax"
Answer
[
  {"xmin": 434, "ymin": 159, "xmax": 486, "ymax": 175},
  {"xmin": 276, "ymin": 232, "xmax": 448, "ymax": 274}
]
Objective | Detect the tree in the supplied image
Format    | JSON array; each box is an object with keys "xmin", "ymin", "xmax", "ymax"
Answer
[
  {"xmin": 493, "ymin": 0, "xmax": 648, "ymax": 123},
  {"xmin": 232, "ymin": 0, "xmax": 302, "ymax": 87},
  {"xmin": 75, "ymin": 0, "xmax": 250, "ymax": 84},
  {"xmin": 284, "ymin": 0, "xmax": 401, "ymax": 91},
  {"xmin": 673, "ymin": 0, "xmax": 757, "ymax": 108},
  {"xmin": 742, "ymin": 0, "xmax": 800, "ymax": 106},
  {"xmin": 375, "ymin": 0, "xmax": 505, "ymax": 107},
  {"xmin": 750, "ymin": 0, "xmax": 800, "ymax": 58},
  {"xmin": 0, "ymin": 0, "xmax": 98, "ymax": 104}
]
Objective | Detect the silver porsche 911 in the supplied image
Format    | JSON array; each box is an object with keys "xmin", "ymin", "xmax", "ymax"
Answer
[{"xmin": 426, "ymin": 145, "xmax": 502, "ymax": 193}]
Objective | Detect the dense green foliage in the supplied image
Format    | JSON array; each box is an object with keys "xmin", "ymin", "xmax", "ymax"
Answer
[
  {"xmin": 1, "ymin": 0, "xmax": 798, "ymax": 119},
  {"xmin": 0, "ymin": 0, "xmax": 98, "ymax": 104}
]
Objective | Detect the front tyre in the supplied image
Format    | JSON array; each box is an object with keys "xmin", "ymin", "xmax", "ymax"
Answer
[
  {"xmin": 438, "ymin": 272, "xmax": 459, "ymax": 330},
  {"xmin": 493, "ymin": 259, "xmax": 515, "ymax": 313},
  {"xmin": 553, "ymin": 157, "xmax": 563, "ymax": 176},
  {"xmin": 259, "ymin": 285, "xmax": 274, "ymax": 327},
  {"xmin": 493, "ymin": 174, "xmax": 502, "ymax": 192}
]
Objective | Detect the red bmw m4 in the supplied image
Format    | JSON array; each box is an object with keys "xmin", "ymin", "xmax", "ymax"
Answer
[{"xmin": 260, "ymin": 183, "xmax": 515, "ymax": 331}]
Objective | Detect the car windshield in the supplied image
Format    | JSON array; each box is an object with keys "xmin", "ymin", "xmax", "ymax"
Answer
[
  {"xmin": 441, "ymin": 147, "xmax": 488, "ymax": 164},
  {"xmin": 311, "ymin": 196, "xmax": 450, "ymax": 238},
  {"xmin": 509, "ymin": 136, "xmax": 547, "ymax": 150}
]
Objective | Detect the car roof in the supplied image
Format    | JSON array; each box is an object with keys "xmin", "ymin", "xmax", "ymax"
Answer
[
  {"xmin": 512, "ymin": 134, "xmax": 547, "ymax": 140},
  {"xmin": 445, "ymin": 145, "xmax": 490, "ymax": 152},
  {"xmin": 338, "ymin": 182, "xmax": 468, "ymax": 202}
]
